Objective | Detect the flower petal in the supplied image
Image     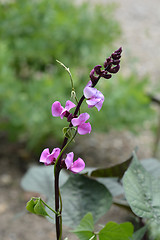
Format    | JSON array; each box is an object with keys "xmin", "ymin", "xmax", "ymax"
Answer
[
  {"xmin": 65, "ymin": 152, "xmax": 74, "ymax": 169},
  {"xmin": 52, "ymin": 101, "xmax": 63, "ymax": 117},
  {"xmin": 83, "ymin": 86, "xmax": 97, "ymax": 99},
  {"xmin": 95, "ymin": 100, "xmax": 104, "ymax": 111},
  {"xmin": 71, "ymin": 113, "xmax": 90, "ymax": 126},
  {"xmin": 39, "ymin": 148, "xmax": 50, "ymax": 163},
  {"xmin": 65, "ymin": 100, "xmax": 76, "ymax": 111},
  {"xmin": 85, "ymin": 80, "xmax": 92, "ymax": 87},
  {"xmin": 86, "ymin": 98, "xmax": 100, "ymax": 106},
  {"xmin": 69, "ymin": 158, "xmax": 85, "ymax": 173},
  {"xmin": 50, "ymin": 148, "xmax": 61, "ymax": 160},
  {"xmin": 77, "ymin": 122, "xmax": 91, "ymax": 135},
  {"xmin": 96, "ymin": 90, "xmax": 104, "ymax": 101},
  {"xmin": 60, "ymin": 100, "xmax": 76, "ymax": 119}
]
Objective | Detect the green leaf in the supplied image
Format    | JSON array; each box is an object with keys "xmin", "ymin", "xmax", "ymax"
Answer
[
  {"xmin": 73, "ymin": 231, "xmax": 95, "ymax": 240},
  {"xmin": 33, "ymin": 198, "xmax": 50, "ymax": 217},
  {"xmin": 99, "ymin": 222, "xmax": 134, "ymax": 240},
  {"xmin": 74, "ymin": 232, "xmax": 96, "ymax": 240},
  {"xmin": 26, "ymin": 198, "xmax": 51, "ymax": 217},
  {"xmin": 73, "ymin": 212, "xmax": 94, "ymax": 232},
  {"xmin": 131, "ymin": 226, "xmax": 147, "ymax": 240},
  {"xmin": 63, "ymin": 127, "xmax": 72, "ymax": 139},
  {"xmin": 21, "ymin": 167, "xmax": 112, "ymax": 227},
  {"xmin": 141, "ymin": 158, "xmax": 160, "ymax": 178},
  {"xmin": 90, "ymin": 154, "xmax": 133, "ymax": 179},
  {"xmin": 21, "ymin": 166, "xmax": 69, "ymax": 198},
  {"xmin": 96, "ymin": 178, "xmax": 124, "ymax": 197},
  {"xmin": 120, "ymin": 222, "xmax": 134, "ymax": 236},
  {"xmin": 72, "ymin": 212, "xmax": 96, "ymax": 239},
  {"xmin": 57, "ymin": 174, "xmax": 112, "ymax": 227},
  {"xmin": 26, "ymin": 198, "xmax": 37, "ymax": 214},
  {"xmin": 148, "ymin": 222, "xmax": 160, "ymax": 239},
  {"xmin": 82, "ymin": 168, "xmax": 124, "ymax": 197},
  {"xmin": 123, "ymin": 152, "xmax": 160, "ymax": 223}
]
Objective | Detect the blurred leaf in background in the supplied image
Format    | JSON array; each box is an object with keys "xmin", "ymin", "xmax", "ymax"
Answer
[
  {"xmin": 0, "ymin": 0, "xmax": 121, "ymax": 148},
  {"xmin": 0, "ymin": 0, "xmax": 155, "ymax": 152},
  {"xmin": 86, "ymin": 73, "xmax": 154, "ymax": 133}
]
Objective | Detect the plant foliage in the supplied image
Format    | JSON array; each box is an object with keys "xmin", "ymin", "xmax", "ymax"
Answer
[
  {"xmin": 123, "ymin": 152, "xmax": 160, "ymax": 223},
  {"xmin": 0, "ymin": 0, "xmax": 155, "ymax": 150}
]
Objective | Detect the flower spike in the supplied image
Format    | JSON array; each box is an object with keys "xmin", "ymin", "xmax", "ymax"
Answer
[{"xmin": 89, "ymin": 47, "xmax": 122, "ymax": 85}]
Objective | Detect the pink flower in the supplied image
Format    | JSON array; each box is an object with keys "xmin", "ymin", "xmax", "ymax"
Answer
[
  {"xmin": 39, "ymin": 148, "xmax": 61, "ymax": 166},
  {"xmin": 71, "ymin": 113, "xmax": 91, "ymax": 135},
  {"xmin": 83, "ymin": 80, "xmax": 104, "ymax": 111},
  {"xmin": 52, "ymin": 100, "xmax": 76, "ymax": 119},
  {"xmin": 65, "ymin": 152, "xmax": 85, "ymax": 173}
]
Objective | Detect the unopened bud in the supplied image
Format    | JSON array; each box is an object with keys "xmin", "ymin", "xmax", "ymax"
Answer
[{"xmin": 71, "ymin": 90, "xmax": 76, "ymax": 100}]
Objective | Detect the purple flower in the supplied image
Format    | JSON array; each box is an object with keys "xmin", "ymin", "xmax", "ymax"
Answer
[
  {"xmin": 71, "ymin": 113, "xmax": 91, "ymax": 135},
  {"xmin": 52, "ymin": 100, "xmax": 76, "ymax": 119},
  {"xmin": 65, "ymin": 152, "xmax": 85, "ymax": 173},
  {"xmin": 39, "ymin": 148, "xmax": 61, "ymax": 166},
  {"xmin": 83, "ymin": 80, "xmax": 104, "ymax": 111}
]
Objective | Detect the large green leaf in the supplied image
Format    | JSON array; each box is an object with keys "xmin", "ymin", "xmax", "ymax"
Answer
[
  {"xmin": 98, "ymin": 222, "xmax": 134, "ymax": 240},
  {"xmin": 90, "ymin": 155, "xmax": 133, "ymax": 179},
  {"xmin": 123, "ymin": 152, "xmax": 160, "ymax": 223},
  {"xmin": 21, "ymin": 166, "xmax": 112, "ymax": 227},
  {"xmin": 57, "ymin": 174, "xmax": 112, "ymax": 227},
  {"xmin": 82, "ymin": 168, "xmax": 124, "ymax": 197},
  {"xmin": 96, "ymin": 177, "xmax": 124, "ymax": 197},
  {"xmin": 148, "ymin": 222, "xmax": 160, "ymax": 240},
  {"xmin": 21, "ymin": 165, "xmax": 69, "ymax": 197},
  {"xmin": 141, "ymin": 158, "xmax": 160, "ymax": 178}
]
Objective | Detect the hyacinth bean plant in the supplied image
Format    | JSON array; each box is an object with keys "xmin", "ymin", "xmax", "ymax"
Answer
[
  {"xmin": 25, "ymin": 47, "xmax": 160, "ymax": 240},
  {"xmin": 27, "ymin": 47, "xmax": 122, "ymax": 239},
  {"xmin": 48, "ymin": 48, "xmax": 121, "ymax": 239}
]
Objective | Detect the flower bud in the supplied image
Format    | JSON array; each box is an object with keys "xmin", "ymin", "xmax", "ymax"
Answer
[{"xmin": 71, "ymin": 90, "xmax": 76, "ymax": 100}]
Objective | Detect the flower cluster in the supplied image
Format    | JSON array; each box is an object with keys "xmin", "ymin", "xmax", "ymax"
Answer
[
  {"xmin": 104, "ymin": 47, "xmax": 122, "ymax": 74},
  {"xmin": 40, "ymin": 148, "xmax": 85, "ymax": 173},
  {"xmin": 52, "ymin": 100, "xmax": 91, "ymax": 135},
  {"xmin": 39, "ymin": 47, "xmax": 122, "ymax": 174},
  {"xmin": 89, "ymin": 47, "xmax": 122, "ymax": 85}
]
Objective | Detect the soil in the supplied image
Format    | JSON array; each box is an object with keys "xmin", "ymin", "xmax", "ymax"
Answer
[{"xmin": 0, "ymin": 0, "xmax": 160, "ymax": 239}]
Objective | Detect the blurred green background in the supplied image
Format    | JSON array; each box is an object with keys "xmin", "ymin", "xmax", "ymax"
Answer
[{"xmin": 0, "ymin": 0, "xmax": 155, "ymax": 152}]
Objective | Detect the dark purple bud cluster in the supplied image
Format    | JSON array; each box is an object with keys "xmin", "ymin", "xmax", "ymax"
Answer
[
  {"xmin": 104, "ymin": 47, "xmax": 122, "ymax": 74},
  {"xmin": 89, "ymin": 47, "xmax": 122, "ymax": 86}
]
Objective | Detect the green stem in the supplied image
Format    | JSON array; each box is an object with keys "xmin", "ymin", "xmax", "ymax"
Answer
[
  {"xmin": 59, "ymin": 214, "xmax": 63, "ymax": 240},
  {"xmin": 41, "ymin": 198, "xmax": 58, "ymax": 215},
  {"xmin": 54, "ymin": 129, "xmax": 77, "ymax": 175},
  {"xmin": 58, "ymin": 190, "xmax": 63, "ymax": 240},
  {"xmin": 89, "ymin": 235, "xmax": 96, "ymax": 240},
  {"xmin": 54, "ymin": 129, "xmax": 77, "ymax": 240}
]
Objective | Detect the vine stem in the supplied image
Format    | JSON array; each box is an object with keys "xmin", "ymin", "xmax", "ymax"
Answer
[
  {"xmin": 54, "ymin": 130, "xmax": 77, "ymax": 240},
  {"xmin": 54, "ymin": 76, "xmax": 101, "ymax": 240}
]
